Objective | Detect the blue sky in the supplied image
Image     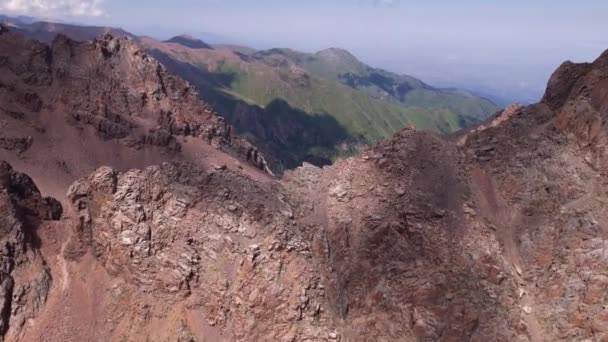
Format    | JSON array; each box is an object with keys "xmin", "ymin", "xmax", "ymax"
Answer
[{"xmin": 1, "ymin": 0, "xmax": 607, "ymax": 103}]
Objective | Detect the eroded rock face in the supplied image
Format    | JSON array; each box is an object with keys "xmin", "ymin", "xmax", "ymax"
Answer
[
  {"xmin": 54, "ymin": 103, "xmax": 608, "ymax": 341},
  {"xmin": 0, "ymin": 136, "xmax": 33, "ymax": 154},
  {"xmin": 0, "ymin": 29, "xmax": 272, "ymax": 176},
  {"xmin": 55, "ymin": 33, "xmax": 272, "ymax": 174},
  {"xmin": 64, "ymin": 163, "xmax": 334, "ymax": 340},
  {"xmin": 0, "ymin": 161, "xmax": 60, "ymax": 340}
]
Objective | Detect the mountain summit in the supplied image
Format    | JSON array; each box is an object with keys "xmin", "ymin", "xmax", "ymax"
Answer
[
  {"xmin": 0, "ymin": 28, "xmax": 271, "ymax": 200},
  {"xmin": 311, "ymin": 47, "xmax": 369, "ymax": 77},
  {"xmin": 165, "ymin": 34, "xmax": 213, "ymax": 49}
]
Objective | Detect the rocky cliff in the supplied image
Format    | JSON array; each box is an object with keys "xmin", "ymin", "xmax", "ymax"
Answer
[
  {"xmin": 0, "ymin": 26, "xmax": 272, "ymax": 202},
  {"xmin": 0, "ymin": 161, "xmax": 60, "ymax": 340}
]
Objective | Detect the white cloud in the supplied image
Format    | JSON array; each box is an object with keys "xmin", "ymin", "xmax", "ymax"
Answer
[{"xmin": 0, "ymin": 0, "xmax": 106, "ymax": 18}]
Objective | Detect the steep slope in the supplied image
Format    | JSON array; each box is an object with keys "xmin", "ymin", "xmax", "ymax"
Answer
[
  {"xmin": 290, "ymin": 47, "xmax": 498, "ymax": 125},
  {"xmin": 140, "ymin": 38, "xmax": 499, "ymax": 171},
  {"xmin": 0, "ymin": 161, "xmax": 61, "ymax": 341},
  {"xmin": 0, "ymin": 26, "xmax": 271, "ymax": 201}
]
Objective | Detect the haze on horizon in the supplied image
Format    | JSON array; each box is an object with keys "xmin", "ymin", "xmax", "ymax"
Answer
[{"xmin": 2, "ymin": 0, "xmax": 607, "ymax": 105}]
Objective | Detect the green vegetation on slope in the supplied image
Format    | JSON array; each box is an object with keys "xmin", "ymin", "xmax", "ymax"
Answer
[
  {"xmin": 219, "ymin": 51, "xmax": 482, "ymax": 140},
  {"xmin": 145, "ymin": 38, "xmax": 499, "ymax": 172},
  {"xmin": 293, "ymin": 48, "xmax": 498, "ymax": 125}
]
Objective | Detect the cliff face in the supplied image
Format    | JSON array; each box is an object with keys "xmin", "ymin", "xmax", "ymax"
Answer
[
  {"xmin": 3, "ymin": 25, "xmax": 608, "ymax": 341},
  {"xmin": 0, "ymin": 161, "xmax": 60, "ymax": 340},
  {"xmin": 0, "ymin": 28, "xmax": 272, "ymax": 201}
]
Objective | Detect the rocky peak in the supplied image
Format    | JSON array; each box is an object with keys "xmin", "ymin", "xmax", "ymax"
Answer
[
  {"xmin": 541, "ymin": 60, "xmax": 592, "ymax": 111},
  {"xmin": 540, "ymin": 48, "xmax": 608, "ymax": 148},
  {"xmin": 96, "ymin": 33, "xmax": 123, "ymax": 58},
  {"xmin": 542, "ymin": 48, "xmax": 608, "ymax": 111},
  {"xmin": 0, "ymin": 30, "xmax": 273, "ymax": 175},
  {"xmin": 594, "ymin": 48, "xmax": 608, "ymax": 66}
]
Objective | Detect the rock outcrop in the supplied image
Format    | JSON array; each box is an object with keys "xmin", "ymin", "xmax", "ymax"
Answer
[
  {"xmin": 0, "ymin": 161, "xmax": 60, "ymax": 340},
  {"xmin": 0, "ymin": 136, "xmax": 33, "ymax": 154},
  {"xmin": 0, "ymin": 28, "xmax": 273, "ymax": 201},
  {"xmin": 52, "ymin": 33, "xmax": 271, "ymax": 173},
  {"xmin": 58, "ymin": 162, "xmax": 331, "ymax": 340}
]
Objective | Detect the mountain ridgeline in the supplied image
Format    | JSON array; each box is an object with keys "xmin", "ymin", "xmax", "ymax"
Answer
[
  {"xmin": 165, "ymin": 34, "xmax": 214, "ymax": 49},
  {"xmin": 1, "ymin": 16, "xmax": 499, "ymax": 172},
  {"xmin": 142, "ymin": 39, "xmax": 498, "ymax": 171}
]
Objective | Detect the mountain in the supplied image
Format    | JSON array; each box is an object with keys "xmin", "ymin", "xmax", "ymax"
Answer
[
  {"xmin": 2, "ymin": 22, "xmax": 608, "ymax": 340},
  {"xmin": 0, "ymin": 14, "xmax": 38, "ymax": 24},
  {"xmin": 288, "ymin": 47, "xmax": 498, "ymax": 124},
  {"xmin": 0, "ymin": 25, "xmax": 271, "ymax": 201},
  {"xmin": 2, "ymin": 17, "xmax": 499, "ymax": 172},
  {"xmin": 140, "ymin": 38, "xmax": 499, "ymax": 171},
  {"xmin": 3, "ymin": 16, "xmax": 608, "ymax": 341},
  {"xmin": 165, "ymin": 34, "xmax": 213, "ymax": 49},
  {"xmin": 0, "ymin": 15, "xmax": 134, "ymax": 44}
]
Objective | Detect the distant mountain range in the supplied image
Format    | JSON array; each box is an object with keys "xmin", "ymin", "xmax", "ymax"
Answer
[
  {"xmin": 0, "ymin": 14, "xmax": 500, "ymax": 172},
  {"xmin": 0, "ymin": 14, "xmax": 38, "ymax": 24},
  {"xmin": 0, "ymin": 16, "xmax": 134, "ymax": 43},
  {"xmin": 143, "ymin": 38, "xmax": 499, "ymax": 170},
  {"xmin": 165, "ymin": 34, "xmax": 214, "ymax": 49}
]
